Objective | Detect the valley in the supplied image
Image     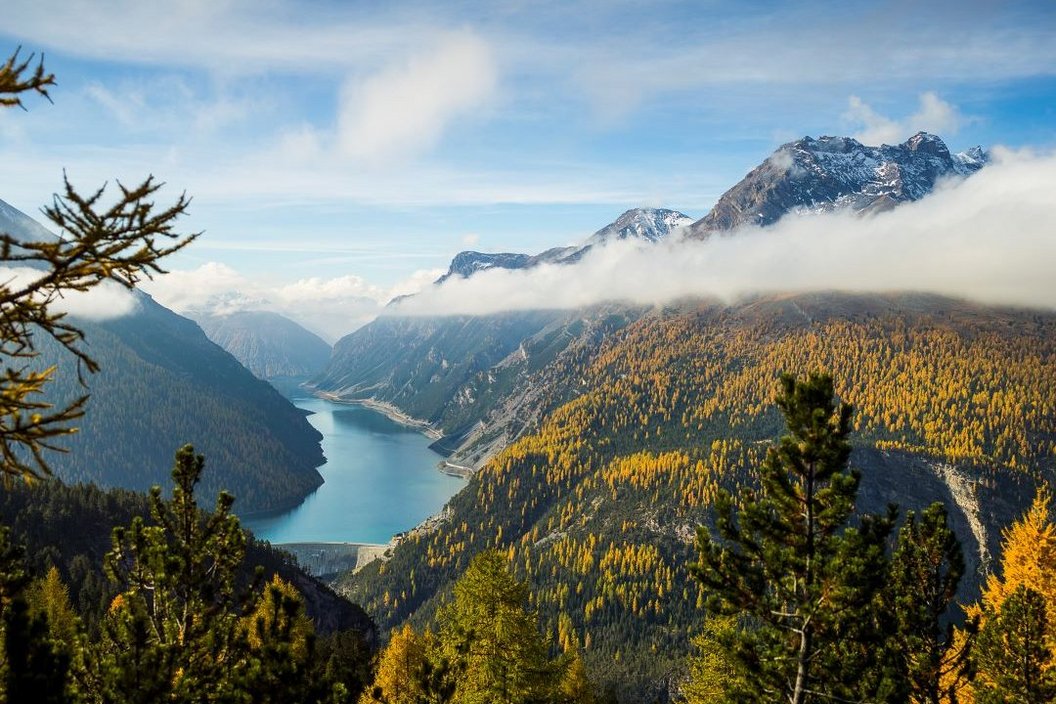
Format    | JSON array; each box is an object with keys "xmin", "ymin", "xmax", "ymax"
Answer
[
  {"xmin": 241, "ymin": 393, "xmax": 464, "ymax": 546},
  {"xmin": 3, "ymin": 8, "xmax": 1054, "ymax": 702}
]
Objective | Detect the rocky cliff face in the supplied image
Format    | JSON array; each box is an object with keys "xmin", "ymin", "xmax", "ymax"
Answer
[{"xmin": 686, "ymin": 132, "xmax": 986, "ymax": 236}]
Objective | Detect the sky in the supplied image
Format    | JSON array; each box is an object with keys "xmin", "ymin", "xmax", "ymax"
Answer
[{"xmin": 1, "ymin": 0, "xmax": 1054, "ymax": 339}]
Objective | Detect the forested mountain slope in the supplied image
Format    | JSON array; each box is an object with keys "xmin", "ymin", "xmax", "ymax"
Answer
[
  {"xmin": 0, "ymin": 478, "xmax": 375, "ymax": 639},
  {"xmin": 1, "ymin": 196, "xmax": 326, "ymax": 513},
  {"xmin": 312, "ymin": 306, "xmax": 644, "ymax": 460},
  {"xmin": 339, "ymin": 293, "xmax": 1054, "ymax": 700},
  {"xmin": 38, "ymin": 292, "xmax": 325, "ymax": 513},
  {"xmin": 194, "ymin": 309, "xmax": 332, "ymax": 380}
]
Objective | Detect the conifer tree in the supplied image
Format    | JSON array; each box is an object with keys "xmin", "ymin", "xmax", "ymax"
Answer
[
  {"xmin": 25, "ymin": 566, "xmax": 83, "ymax": 699},
  {"xmin": 884, "ymin": 503, "xmax": 973, "ymax": 704},
  {"xmin": 555, "ymin": 643, "xmax": 595, "ymax": 704},
  {"xmin": 682, "ymin": 615, "xmax": 740, "ymax": 704},
  {"xmin": 690, "ymin": 372, "xmax": 893, "ymax": 704},
  {"xmin": 96, "ymin": 445, "xmax": 247, "ymax": 702},
  {"xmin": 974, "ymin": 585, "xmax": 1056, "ymax": 704},
  {"xmin": 0, "ymin": 527, "xmax": 70, "ymax": 704},
  {"xmin": 240, "ymin": 574, "xmax": 326, "ymax": 704},
  {"xmin": 359, "ymin": 623, "xmax": 435, "ymax": 704},
  {"xmin": 976, "ymin": 489, "xmax": 1056, "ymax": 619},
  {"xmin": 439, "ymin": 550, "xmax": 554, "ymax": 704}
]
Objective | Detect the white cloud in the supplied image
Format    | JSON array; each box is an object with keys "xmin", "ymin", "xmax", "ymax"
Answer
[
  {"xmin": 845, "ymin": 92, "xmax": 964, "ymax": 146},
  {"xmin": 275, "ymin": 275, "xmax": 386, "ymax": 306},
  {"xmin": 392, "ymin": 148, "xmax": 1056, "ymax": 316},
  {"xmin": 0, "ymin": 267, "xmax": 139, "ymax": 321},
  {"xmin": 461, "ymin": 233, "xmax": 480, "ymax": 247},
  {"xmin": 338, "ymin": 31, "xmax": 498, "ymax": 164},
  {"xmin": 55, "ymin": 280, "xmax": 140, "ymax": 320},
  {"xmin": 142, "ymin": 262, "xmax": 443, "ymax": 341}
]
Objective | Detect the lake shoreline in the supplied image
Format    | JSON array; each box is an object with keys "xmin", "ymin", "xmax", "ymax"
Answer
[
  {"xmin": 311, "ymin": 391, "xmax": 444, "ymax": 440},
  {"xmin": 243, "ymin": 395, "xmax": 464, "ymax": 548}
]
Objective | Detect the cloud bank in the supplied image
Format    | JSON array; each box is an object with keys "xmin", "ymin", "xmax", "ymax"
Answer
[
  {"xmin": 143, "ymin": 263, "xmax": 443, "ymax": 341},
  {"xmin": 0, "ymin": 268, "xmax": 139, "ymax": 321},
  {"xmin": 391, "ymin": 148, "xmax": 1056, "ymax": 316}
]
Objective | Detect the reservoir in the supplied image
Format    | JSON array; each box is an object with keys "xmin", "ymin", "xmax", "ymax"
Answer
[{"xmin": 241, "ymin": 392, "xmax": 465, "ymax": 545}]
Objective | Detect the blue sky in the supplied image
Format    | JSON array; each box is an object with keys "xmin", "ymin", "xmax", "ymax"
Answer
[{"xmin": 1, "ymin": 0, "xmax": 1054, "ymax": 338}]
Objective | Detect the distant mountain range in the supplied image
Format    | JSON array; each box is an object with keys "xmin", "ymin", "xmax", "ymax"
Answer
[
  {"xmin": 434, "ymin": 207, "xmax": 693, "ymax": 284},
  {"xmin": 0, "ymin": 198, "xmax": 326, "ymax": 513},
  {"xmin": 313, "ymin": 132, "xmax": 988, "ymax": 466},
  {"xmin": 193, "ymin": 310, "xmax": 332, "ymax": 380}
]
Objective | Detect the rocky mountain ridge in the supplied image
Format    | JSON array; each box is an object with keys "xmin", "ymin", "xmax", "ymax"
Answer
[
  {"xmin": 435, "ymin": 207, "xmax": 692, "ymax": 284},
  {"xmin": 687, "ymin": 131, "xmax": 986, "ymax": 236}
]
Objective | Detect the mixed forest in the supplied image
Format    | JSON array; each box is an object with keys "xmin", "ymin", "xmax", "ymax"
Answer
[
  {"xmin": 342, "ymin": 294, "xmax": 1056, "ymax": 699},
  {"xmin": 3, "ymin": 44, "xmax": 1056, "ymax": 704}
]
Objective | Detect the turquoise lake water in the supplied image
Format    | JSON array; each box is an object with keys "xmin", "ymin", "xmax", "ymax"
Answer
[{"xmin": 241, "ymin": 391, "xmax": 464, "ymax": 545}]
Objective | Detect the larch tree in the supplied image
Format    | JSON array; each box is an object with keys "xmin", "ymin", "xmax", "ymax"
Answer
[
  {"xmin": 439, "ymin": 549, "xmax": 554, "ymax": 704},
  {"xmin": 690, "ymin": 372, "xmax": 893, "ymax": 704},
  {"xmin": 974, "ymin": 585, "xmax": 1056, "ymax": 704},
  {"xmin": 976, "ymin": 489, "xmax": 1056, "ymax": 615},
  {"xmin": 359, "ymin": 623, "xmax": 436, "ymax": 704},
  {"xmin": 967, "ymin": 489, "xmax": 1056, "ymax": 701},
  {"xmin": 0, "ymin": 47, "xmax": 196, "ymax": 484},
  {"xmin": 682, "ymin": 615, "xmax": 740, "ymax": 704}
]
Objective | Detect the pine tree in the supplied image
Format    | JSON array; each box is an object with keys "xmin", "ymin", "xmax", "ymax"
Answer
[
  {"xmin": 884, "ymin": 503, "xmax": 973, "ymax": 704},
  {"xmin": 439, "ymin": 550, "xmax": 554, "ymax": 704},
  {"xmin": 974, "ymin": 585, "xmax": 1056, "ymax": 704},
  {"xmin": 690, "ymin": 372, "xmax": 893, "ymax": 704},
  {"xmin": 95, "ymin": 445, "xmax": 248, "ymax": 702}
]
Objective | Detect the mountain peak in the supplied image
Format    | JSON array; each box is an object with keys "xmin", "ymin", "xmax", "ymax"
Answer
[
  {"xmin": 903, "ymin": 131, "xmax": 950, "ymax": 156},
  {"xmin": 586, "ymin": 207, "xmax": 693, "ymax": 246},
  {"xmin": 687, "ymin": 132, "xmax": 987, "ymax": 238},
  {"xmin": 435, "ymin": 251, "xmax": 533, "ymax": 284},
  {"xmin": 0, "ymin": 198, "xmax": 58, "ymax": 243}
]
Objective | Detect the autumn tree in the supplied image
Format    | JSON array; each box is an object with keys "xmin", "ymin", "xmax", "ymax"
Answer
[
  {"xmin": 690, "ymin": 372, "xmax": 893, "ymax": 704},
  {"xmin": 974, "ymin": 585, "xmax": 1056, "ymax": 704},
  {"xmin": 359, "ymin": 624, "xmax": 445, "ymax": 704},
  {"xmin": 0, "ymin": 46, "xmax": 195, "ymax": 484},
  {"xmin": 0, "ymin": 525, "xmax": 71, "ymax": 704},
  {"xmin": 440, "ymin": 550, "xmax": 555, "ymax": 704},
  {"xmin": 240, "ymin": 574, "xmax": 328, "ymax": 703},
  {"xmin": 682, "ymin": 615, "xmax": 740, "ymax": 704},
  {"xmin": 964, "ymin": 490, "xmax": 1056, "ymax": 701},
  {"xmin": 976, "ymin": 489, "xmax": 1056, "ymax": 617}
]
